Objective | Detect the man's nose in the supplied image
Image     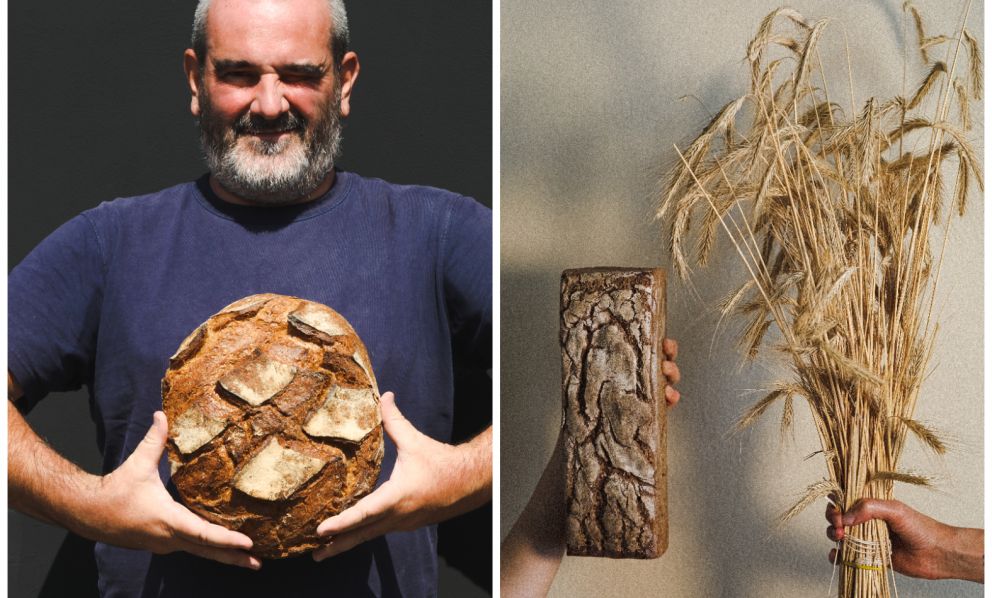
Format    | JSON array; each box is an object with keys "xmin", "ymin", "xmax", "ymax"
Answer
[{"xmin": 251, "ymin": 74, "xmax": 289, "ymax": 119}]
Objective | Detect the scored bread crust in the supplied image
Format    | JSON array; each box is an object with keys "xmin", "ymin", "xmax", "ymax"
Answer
[{"xmin": 161, "ymin": 293, "xmax": 384, "ymax": 559}]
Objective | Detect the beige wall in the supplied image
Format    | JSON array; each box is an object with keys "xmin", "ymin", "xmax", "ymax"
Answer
[{"xmin": 500, "ymin": 1, "xmax": 983, "ymax": 596}]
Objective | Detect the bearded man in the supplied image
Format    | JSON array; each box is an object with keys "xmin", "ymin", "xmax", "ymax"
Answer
[{"xmin": 7, "ymin": 0, "xmax": 492, "ymax": 596}]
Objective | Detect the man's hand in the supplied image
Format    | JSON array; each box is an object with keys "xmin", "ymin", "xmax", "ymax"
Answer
[
  {"xmin": 8, "ymin": 400, "xmax": 260, "ymax": 570},
  {"xmin": 826, "ymin": 499, "xmax": 983, "ymax": 583},
  {"xmin": 95, "ymin": 412, "xmax": 261, "ymax": 568},
  {"xmin": 312, "ymin": 392, "xmax": 491, "ymax": 561}
]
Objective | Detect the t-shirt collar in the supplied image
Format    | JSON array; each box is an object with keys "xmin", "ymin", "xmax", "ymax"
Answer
[{"xmin": 193, "ymin": 169, "xmax": 352, "ymax": 225}]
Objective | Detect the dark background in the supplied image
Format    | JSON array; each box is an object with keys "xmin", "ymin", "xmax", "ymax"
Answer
[{"xmin": 8, "ymin": 1, "xmax": 492, "ymax": 596}]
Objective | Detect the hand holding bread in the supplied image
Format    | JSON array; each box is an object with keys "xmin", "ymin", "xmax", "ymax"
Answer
[{"xmin": 313, "ymin": 392, "xmax": 492, "ymax": 561}]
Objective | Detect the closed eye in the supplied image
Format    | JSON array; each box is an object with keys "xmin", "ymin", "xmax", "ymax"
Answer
[
  {"xmin": 218, "ymin": 70, "xmax": 260, "ymax": 85},
  {"xmin": 279, "ymin": 66, "xmax": 327, "ymax": 86},
  {"xmin": 210, "ymin": 59, "xmax": 328, "ymax": 87}
]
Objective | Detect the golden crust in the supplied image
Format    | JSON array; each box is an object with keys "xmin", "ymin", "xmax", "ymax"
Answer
[{"xmin": 162, "ymin": 294, "xmax": 383, "ymax": 559}]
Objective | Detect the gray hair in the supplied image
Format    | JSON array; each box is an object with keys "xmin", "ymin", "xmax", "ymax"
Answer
[{"xmin": 191, "ymin": 0, "xmax": 350, "ymax": 68}]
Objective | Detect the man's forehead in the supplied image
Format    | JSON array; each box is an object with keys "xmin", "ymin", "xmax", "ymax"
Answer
[
  {"xmin": 206, "ymin": 0, "xmax": 333, "ymax": 26},
  {"xmin": 205, "ymin": 0, "xmax": 334, "ymax": 62}
]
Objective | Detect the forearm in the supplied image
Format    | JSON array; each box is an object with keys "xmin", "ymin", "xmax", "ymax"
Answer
[
  {"xmin": 500, "ymin": 434, "xmax": 566, "ymax": 598},
  {"xmin": 8, "ymin": 399, "xmax": 104, "ymax": 536},
  {"xmin": 442, "ymin": 426, "xmax": 492, "ymax": 515},
  {"xmin": 501, "ymin": 524, "xmax": 565, "ymax": 598},
  {"xmin": 943, "ymin": 526, "xmax": 983, "ymax": 583}
]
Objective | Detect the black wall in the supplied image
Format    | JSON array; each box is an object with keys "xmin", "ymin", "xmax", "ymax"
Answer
[{"xmin": 8, "ymin": 2, "xmax": 492, "ymax": 596}]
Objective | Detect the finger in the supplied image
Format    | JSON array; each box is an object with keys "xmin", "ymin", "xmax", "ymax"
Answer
[
  {"xmin": 825, "ymin": 503, "xmax": 842, "ymax": 528},
  {"xmin": 128, "ymin": 411, "xmax": 169, "ymax": 471},
  {"xmin": 378, "ymin": 392, "xmax": 420, "ymax": 448},
  {"xmin": 841, "ymin": 498, "xmax": 904, "ymax": 529},
  {"xmin": 177, "ymin": 541, "xmax": 262, "ymax": 570},
  {"xmin": 662, "ymin": 361, "xmax": 681, "ymax": 385},
  {"xmin": 828, "ymin": 548, "xmax": 838, "ymax": 563},
  {"xmin": 662, "ymin": 338, "xmax": 678, "ymax": 360},
  {"xmin": 313, "ymin": 519, "xmax": 393, "ymax": 561},
  {"xmin": 664, "ymin": 385, "xmax": 681, "ymax": 407},
  {"xmin": 316, "ymin": 483, "xmax": 400, "ymax": 537},
  {"xmin": 826, "ymin": 525, "xmax": 844, "ymax": 542},
  {"xmin": 170, "ymin": 505, "xmax": 254, "ymax": 551}
]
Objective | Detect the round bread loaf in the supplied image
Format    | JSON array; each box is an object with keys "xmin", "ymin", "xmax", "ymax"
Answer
[{"xmin": 161, "ymin": 293, "xmax": 383, "ymax": 559}]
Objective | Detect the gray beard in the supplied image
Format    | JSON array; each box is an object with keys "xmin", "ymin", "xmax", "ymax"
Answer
[{"xmin": 198, "ymin": 89, "xmax": 343, "ymax": 206}]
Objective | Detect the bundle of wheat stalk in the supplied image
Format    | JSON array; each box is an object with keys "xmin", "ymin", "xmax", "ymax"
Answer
[{"xmin": 658, "ymin": 3, "xmax": 981, "ymax": 597}]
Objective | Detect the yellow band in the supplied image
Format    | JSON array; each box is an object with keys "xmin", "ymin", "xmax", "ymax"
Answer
[{"xmin": 842, "ymin": 560, "xmax": 883, "ymax": 572}]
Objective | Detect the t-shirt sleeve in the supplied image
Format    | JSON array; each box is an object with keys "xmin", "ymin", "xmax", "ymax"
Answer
[
  {"xmin": 8, "ymin": 212, "xmax": 107, "ymax": 412},
  {"xmin": 440, "ymin": 196, "xmax": 492, "ymax": 372}
]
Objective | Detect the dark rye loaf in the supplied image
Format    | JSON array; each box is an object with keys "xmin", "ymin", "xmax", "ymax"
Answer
[
  {"xmin": 162, "ymin": 293, "xmax": 383, "ymax": 559},
  {"xmin": 560, "ymin": 268, "xmax": 668, "ymax": 559}
]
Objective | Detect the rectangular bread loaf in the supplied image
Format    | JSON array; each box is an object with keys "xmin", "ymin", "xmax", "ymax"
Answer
[{"xmin": 560, "ymin": 267, "xmax": 668, "ymax": 558}]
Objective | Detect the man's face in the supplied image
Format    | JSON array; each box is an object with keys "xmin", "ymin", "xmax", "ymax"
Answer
[{"xmin": 186, "ymin": 0, "xmax": 358, "ymax": 205}]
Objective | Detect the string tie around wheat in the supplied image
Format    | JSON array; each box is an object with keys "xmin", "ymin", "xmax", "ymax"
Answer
[
  {"xmin": 841, "ymin": 535, "xmax": 890, "ymax": 572},
  {"xmin": 828, "ymin": 534, "xmax": 900, "ymax": 598}
]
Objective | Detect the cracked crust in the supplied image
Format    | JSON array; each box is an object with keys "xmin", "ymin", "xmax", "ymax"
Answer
[
  {"xmin": 162, "ymin": 293, "xmax": 383, "ymax": 559},
  {"xmin": 561, "ymin": 268, "xmax": 668, "ymax": 559}
]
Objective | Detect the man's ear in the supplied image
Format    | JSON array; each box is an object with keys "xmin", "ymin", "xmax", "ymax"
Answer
[
  {"xmin": 337, "ymin": 51, "xmax": 360, "ymax": 118},
  {"xmin": 183, "ymin": 49, "xmax": 204, "ymax": 117}
]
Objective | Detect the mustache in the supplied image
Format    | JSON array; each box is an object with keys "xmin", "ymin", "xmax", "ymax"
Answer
[{"xmin": 233, "ymin": 111, "xmax": 306, "ymax": 136}]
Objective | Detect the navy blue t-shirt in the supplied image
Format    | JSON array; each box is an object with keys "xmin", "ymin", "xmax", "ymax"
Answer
[{"xmin": 8, "ymin": 171, "xmax": 492, "ymax": 598}]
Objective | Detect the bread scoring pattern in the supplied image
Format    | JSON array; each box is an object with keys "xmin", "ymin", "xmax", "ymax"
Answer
[{"xmin": 162, "ymin": 293, "xmax": 383, "ymax": 559}]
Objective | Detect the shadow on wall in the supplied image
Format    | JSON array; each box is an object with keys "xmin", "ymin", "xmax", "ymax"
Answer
[
  {"xmin": 498, "ymin": 268, "xmax": 564, "ymax": 531},
  {"xmin": 667, "ymin": 277, "xmax": 830, "ymax": 596}
]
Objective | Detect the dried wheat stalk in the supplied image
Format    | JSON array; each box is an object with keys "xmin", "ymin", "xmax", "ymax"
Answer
[{"xmin": 658, "ymin": 4, "xmax": 981, "ymax": 597}]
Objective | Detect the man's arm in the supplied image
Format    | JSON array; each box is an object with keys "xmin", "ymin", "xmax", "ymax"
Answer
[
  {"xmin": 8, "ymin": 372, "xmax": 261, "ymax": 569},
  {"xmin": 312, "ymin": 391, "xmax": 492, "ymax": 560},
  {"xmin": 8, "ymin": 375, "xmax": 100, "ymax": 528}
]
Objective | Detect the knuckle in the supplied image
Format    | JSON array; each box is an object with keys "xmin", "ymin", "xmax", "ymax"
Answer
[
  {"xmin": 355, "ymin": 508, "xmax": 370, "ymax": 526},
  {"xmin": 149, "ymin": 522, "xmax": 179, "ymax": 554},
  {"xmin": 157, "ymin": 518, "xmax": 179, "ymax": 544},
  {"xmin": 350, "ymin": 505, "xmax": 373, "ymax": 526},
  {"xmin": 193, "ymin": 521, "xmax": 212, "ymax": 545}
]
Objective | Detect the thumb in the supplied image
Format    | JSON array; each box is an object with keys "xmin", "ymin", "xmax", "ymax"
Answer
[
  {"xmin": 126, "ymin": 411, "xmax": 169, "ymax": 471},
  {"xmin": 842, "ymin": 499, "xmax": 904, "ymax": 530},
  {"xmin": 379, "ymin": 392, "xmax": 420, "ymax": 448}
]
